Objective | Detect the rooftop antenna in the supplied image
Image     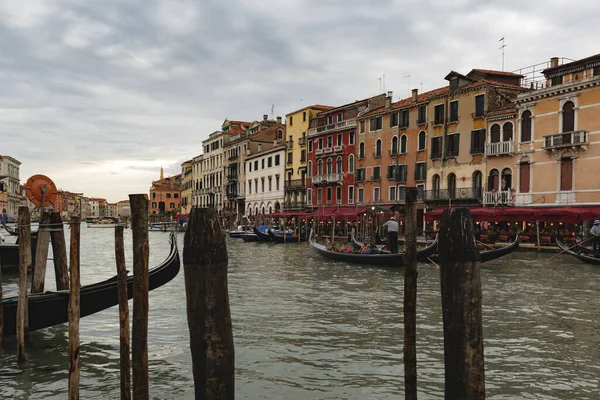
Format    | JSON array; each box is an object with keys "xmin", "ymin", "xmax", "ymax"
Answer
[
  {"xmin": 270, "ymin": 104, "xmax": 274, "ymax": 119},
  {"xmin": 499, "ymin": 37, "xmax": 506, "ymax": 71},
  {"xmin": 300, "ymin": 98, "xmax": 303, "ymax": 108},
  {"xmin": 403, "ymin": 75, "xmax": 411, "ymax": 97},
  {"xmin": 378, "ymin": 77, "xmax": 382, "ymax": 93},
  {"xmin": 383, "ymin": 73, "xmax": 386, "ymax": 93}
]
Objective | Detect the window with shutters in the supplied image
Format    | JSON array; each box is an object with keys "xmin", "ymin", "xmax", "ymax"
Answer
[
  {"xmin": 432, "ymin": 174, "xmax": 440, "ymax": 198},
  {"xmin": 348, "ymin": 155, "xmax": 355, "ymax": 173},
  {"xmin": 447, "ymin": 173, "xmax": 456, "ymax": 198},
  {"xmin": 431, "ymin": 137, "xmax": 442, "ymax": 159},
  {"xmin": 398, "ymin": 165, "xmax": 407, "ymax": 182},
  {"xmin": 415, "ymin": 162, "xmax": 426, "ymax": 181},
  {"xmin": 551, "ymin": 76, "xmax": 563, "ymax": 86},
  {"xmin": 470, "ymin": 129, "xmax": 485, "ymax": 154},
  {"xmin": 370, "ymin": 116, "xmax": 383, "ymax": 131},
  {"xmin": 356, "ymin": 168, "xmax": 365, "ymax": 182},
  {"xmin": 503, "ymin": 122, "xmax": 513, "ymax": 141},
  {"xmin": 399, "ymin": 109, "xmax": 409, "ymax": 128},
  {"xmin": 391, "ymin": 136, "xmax": 398, "ymax": 155},
  {"xmin": 375, "ymin": 139, "xmax": 382, "ymax": 157},
  {"xmin": 562, "ymin": 101, "xmax": 575, "ymax": 133},
  {"xmin": 317, "ymin": 188, "xmax": 322, "ymax": 204},
  {"xmin": 308, "ymin": 161, "xmax": 312, "ymax": 176},
  {"xmin": 417, "ymin": 104, "xmax": 427, "ymax": 125},
  {"xmin": 475, "ymin": 94, "xmax": 485, "ymax": 117},
  {"xmin": 337, "ymin": 134, "xmax": 343, "ymax": 146},
  {"xmin": 400, "ymin": 135, "xmax": 407, "ymax": 154},
  {"xmin": 472, "ymin": 171, "xmax": 483, "ymax": 197},
  {"xmin": 348, "ymin": 186, "xmax": 354, "ymax": 204},
  {"xmin": 398, "ymin": 186, "xmax": 406, "ymax": 200},
  {"xmin": 336, "ymin": 156, "xmax": 342, "ymax": 173},
  {"xmin": 521, "ymin": 111, "xmax": 532, "ymax": 142},
  {"xmin": 390, "ymin": 111, "xmax": 399, "ymax": 127},
  {"xmin": 450, "ymin": 100, "xmax": 459, "ymax": 122},
  {"xmin": 349, "ymin": 130, "xmax": 355, "ymax": 144},
  {"xmin": 487, "ymin": 169, "xmax": 499, "ymax": 191},
  {"xmin": 389, "ymin": 186, "xmax": 397, "ymax": 201},
  {"xmin": 326, "ymin": 187, "xmax": 332, "ymax": 204},
  {"xmin": 560, "ymin": 157, "xmax": 573, "ymax": 191},
  {"xmin": 519, "ymin": 162, "xmax": 530, "ymax": 193},
  {"xmin": 501, "ymin": 168, "xmax": 512, "ymax": 190},
  {"xmin": 318, "ymin": 159, "xmax": 323, "ymax": 175},
  {"xmin": 358, "ymin": 187, "xmax": 364, "ymax": 203},
  {"xmin": 446, "ymin": 133, "xmax": 460, "ymax": 157},
  {"xmin": 418, "ymin": 131, "xmax": 426, "ymax": 151},
  {"xmin": 434, "ymin": 104, "xmax": 444, "ymax": 125},
  {"xmin": 307, "ymin": 188, "xmax": 312, "ymax": 204},
  {"xmin": 336, "ymin": 186, "xmax": 342, "ymax": 204},
  {"xmin": 308, "ymin": 139, "xmax": 313, "ymax": 152},
  {"xmin": 359, "ymin": 142, "xmax": 365, "ymax": 159},
  {"xmin": 490, "ymin": 124, "xmax": 501, "ymax": 143},
  {"xmin": 373, "ymin": 187, "xmax": 380, "ymax": 202},
  {"xmin": 373, "ymin": 166, "xmax": 381, "ymax": 181},
  {"xmin": 327, "ymin": 157, "xmax": 333, "ymax": 174}
]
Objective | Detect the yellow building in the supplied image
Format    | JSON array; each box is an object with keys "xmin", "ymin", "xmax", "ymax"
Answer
[
  {"xmin": 513, "ymin": 54, "xmax": 600, "ymax": 208},
  {"xmin": 180, "ymin": 160, "xmax": 193, "ymax": 215},
  {"xmin": 284, "ymin": 105, "xmax": 333, "ymax": 211}
]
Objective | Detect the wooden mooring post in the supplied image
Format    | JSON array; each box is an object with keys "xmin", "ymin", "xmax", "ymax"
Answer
[
  {"xmin": 403, "ymin": 188, "xmax": 418, "ymax": 400},
  {"xmin": 438, "ymin": 208, "xmax": 485, "ymax": 400},
  {"xmin": 31, "ymin": 211, "xmax": 52, "ymax": 293},
  {"xmin": 115, "ymin": 225, "xmax": 131, "ymax": 400},
  {"xmin": 50, "ymin": 212, "xmax": 70, "ymax": 291},
  {"xmin": 129, "ymin": 194, "xmax": 150, "ymax": 399},
  {"xmin": 0, "ymin": 252, "xmax": 3, "ymax": 345},
  {"xmin": 68, "ymin": 217, "xmax": 81, "ymax": 399},
  {"xmin": 183, "ymin": 208, "xmax": 234, "ymax": 400},
  {"xmin": 17, "ymin": 206, "xmax": 32, "ymax": 362}
]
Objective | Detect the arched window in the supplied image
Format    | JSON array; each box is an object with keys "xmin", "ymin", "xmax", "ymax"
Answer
[
  {"xmin": 318, "ymin": 159, "xmax": 323, "ymax": 175},
  {"xmin": 391, "ymin": 136, "xmax": 398, "ymax": 155},
  {"xmin": 501, "ymin": 168, "xmax": 512, "ymax": 190},
  {"xmin": 562, "ymin": 101, "xmax": 575, "ymax": 133},
  {"xmin": 487, "ymin": 169, "xmax": 499, "ymax": 191},
  {"xmin": 519, "ymin": 156, "xmax": 531, "ymax": 193},
  {"xmin": 359, "ymin": 142, "xmax": 365, "ymax": 159},
  {"xmin": 561, "ymin": 152, "xmax": 573, "ymax": 191},
  {"xmin": 521, "ymin": 110, "xmax": 532, "ymax": 142},
  {"xmin": 375, "ymin": 139, "xmax": 382, "ymax": 157},
  {"xmin": 432, "ymin": 174, "xmax": 440, "ymax": 198},
  {"xmin": 502, "ymin": 122, "xmax": 513, "ymax": 141},
  {"xmin": 447, "ymin": 173, "xmax": 456, "ymax": 198},
  {"xmin": 348, "ymin": 154, "xmax": 355, "ymax": 173},
  {"xmin": 327, "ymin": 157, "xmax": 333, "ymax": 174},
  {"xmin": 275, "ymin": 202, "xmax": 280, "ymax": 212},
  {"xmin": 308, "ymin": 160, "xmax": 313, "ymax": 176},
  {"xmin": 472, "ymin": 170, "xmax": 483, "ymax": 197},
  {"xmin": 336, "ymin": 156, "xmax": 342, "ymax": 173},
  {"xmin": 418, "ymin": 131, "xmax": 426, "ymax": 150},
  {"xmin": 400, "ymin": 135, "xmax": 407, "ymax": 154},
  {"xmin": 490, "ymin": 124, "xmax": 501, "ymax": 143}
]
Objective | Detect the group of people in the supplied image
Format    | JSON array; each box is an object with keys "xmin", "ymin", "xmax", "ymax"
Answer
[{"xmin": 591, "ymin": 218, "xmax": 600, "ymax": 254}]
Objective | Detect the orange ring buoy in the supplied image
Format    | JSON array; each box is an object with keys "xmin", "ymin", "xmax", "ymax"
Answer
[{"xmin": 25, "ymin": 174, "xmax": 58, "ymax": 207}]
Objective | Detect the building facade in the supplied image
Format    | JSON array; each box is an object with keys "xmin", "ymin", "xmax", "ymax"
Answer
[
  {"xmin": 149, "ymin": 168, "xmax": 181, "ymax": 215},
  {"xmin": 200, "ymin": 131, "xmax": 225, "ymax": 212},
  {"xmin": 180, "ymin": 160, "xmax": 193, "ymax": 215},
  {"xmin": 0, "ymin": 155, "xmax": 22, "ymax": 220},
  {"xmin": 245, "ymin": 144, "xmax": 286, "ymax": 215}
]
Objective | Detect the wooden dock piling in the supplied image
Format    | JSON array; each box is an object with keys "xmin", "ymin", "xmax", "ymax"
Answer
[
  {"xmin": 17, "ymin": 206, "xmax": 32, "ymax": 362},
  {"xmin": 129, "ymin": 194, "xmax": 149, "ymax": 399},
  {"xmin": 50, "ymin": 212, "xmax": 70, "ymax": 291},
  {"xmin": 31, "ymin": 211, "xmax": 51, "ymax": 293},
  {"xmin": 0, "ymin": 256, "xmax": 3, "ymax": 345},
  {"xmin": 438, "ymin": 208, "xmax": 485, "ymax": 400},
  {"xmin": 68, "ymin": 217, "xmax": 81, "ymax": 399},
  {"xmin": 115, "ymin": 225, "xmax": 131, "ymax": 400},
  {"xmin": 183, "ymin": 208, "xmax": 235, "ymax": 400},
  {"xmin": 403, "ymin": 188, "xmax": 418, "ymax": 400}
]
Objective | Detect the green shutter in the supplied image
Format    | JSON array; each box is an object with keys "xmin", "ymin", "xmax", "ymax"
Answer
[{"xmin": 456, "ymin": 133, "xmax": 460, "ymax": 156}]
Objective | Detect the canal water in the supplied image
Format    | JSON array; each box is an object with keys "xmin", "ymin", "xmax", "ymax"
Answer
[{"xmin": 0, "ymin": 227, "xmax": 599, "ymax": 399}]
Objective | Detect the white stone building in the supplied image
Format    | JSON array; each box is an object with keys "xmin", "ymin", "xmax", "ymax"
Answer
[
  {"xmin": 0, "ymin": 155, "xmax": 22, "ymax": 220},
  {"xmin": 245, "ymin": 145, "xmax": 286, "ymax": 215},
  {"xmin": 191, "ymin": 154, "xmax": 204, "ymax": 208},
  {"xmin": 200, "ymin": 132, "xmax": 225, "ymax": 213}
]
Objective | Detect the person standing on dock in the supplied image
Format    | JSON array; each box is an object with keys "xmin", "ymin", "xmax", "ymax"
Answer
[
  {"xmin": 591, "ymin": 219, "xmax": 600, "ymax": 254},
  {"xmin": 382, "ymin": 215, "xmax": 399, "ymax": 254}
]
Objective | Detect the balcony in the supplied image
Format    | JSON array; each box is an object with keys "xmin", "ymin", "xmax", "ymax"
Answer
[
  {"xmin": 485, "ymin": 140, "xmax": 514, "ymax": 156},
  {"xmin": 311, "ymin": 173, "xmax": 343, "ymax": 185},
  {"xmin": 286, "ymin": 140, "xmax": 294, "ymax": 149},
  {"xmin": 542, "ymin": 130, "xmax": 588, "ymax": 150},
  {"xmin": 333, "ymin": 145, "xmax": 343, "ymax": 153},
  {"xmin": 482, "ymin": 190, "xmax": 513, "ymax": 205},
  {"xmin": 372, "ymin": 152, "xmax": 382, "ymax": 158},
  {"xmin": 226, "ymin": 191, "xmax": 239, "ymax": 200},
  {"xmin": 370, "ymin": 175, "xmax": 381, "ymax": 182},
  {"xmin": 284, "ymin": 179, "xmax": 306, "ymax": 191},
  {"xmin": 423, "ymin": 187, "xmax": 483, "ymax": 202},
  {"xmin": 298, "ymin": 137, "xmax": 307, "ymax": 146},
  {"xmin": 226, "ymin": 174, "xmax": 238, "ymax": 181},
  {"xmin": 228, "ymin": 153, "xmax": 239, "ymax": 161},
  {"xmin": 283, "ymin": 201, "xmax": 307, "ymax": 211},
  {"xmin": 308, "ymin": 118, "xmax": 357, "ymax": 136},
  {"xmin": 300, "ymin": 156, "xmax": 306, "ymax": 163},
  {"xmin": 389, "ymin": 149, "xmax": 398, "ymax": 156},
  {"xmin": 315, "ymin": 148, "xmax": 324, "ymax": 155}
]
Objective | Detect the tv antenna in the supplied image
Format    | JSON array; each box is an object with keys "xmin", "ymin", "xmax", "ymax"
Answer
[
  {"xmin": 270, "ymin": 104, "xmax": 274, "ymax": 119},
  {"xmin": 499, "ymin": 37, "xmax": 506, "ymax": 71}
]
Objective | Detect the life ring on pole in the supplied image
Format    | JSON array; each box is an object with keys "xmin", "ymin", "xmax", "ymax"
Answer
[
  {"xmin": 25, "ymin": 174, "xmax": 58, "ymax": 207},
  {"xmin": 459, "ymin": 188, "xmax": 468, "ymax": 198}
]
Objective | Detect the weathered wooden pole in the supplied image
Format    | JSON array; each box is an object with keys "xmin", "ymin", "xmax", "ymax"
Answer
[
  {"xmin": 438, "ymin": 208, "xmax": 485, "ymax": 400},
  {"xmin": 50, "ymin": 212, "xmax": 70, "ymax": 291},
  {"xmin": 403, "ymin": 188, "xmax": 418, "ymax": 400},
  {"xmin": 31, "ymin": 211, "xmax": 52, "ymax": 293},
  {"xmin": 115, "ymin": 225, "xmax": 131, "ymax": 400},
  {"xmin": 129, "ymin": 194, "xmax": 149, "ymax": 399},
  {"xmin": 68, "ymin": 216, "xmax": 81, "ymax": 399},
  {"xmin": 183, "ymin": 208, "xmax": 234, "ymax": 400},
  {"xmin": 17, "ymin": 206, "xmax": 32, "ymax": 362},
  {"xmin": 0, "ymin": 255, "xmax": 3, "ymax": 345}
]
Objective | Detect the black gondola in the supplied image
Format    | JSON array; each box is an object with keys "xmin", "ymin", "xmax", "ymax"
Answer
[
  {"xmin": 309, "ymin": 233, "xmax": 438, "ymax": 267},
  {"xmin": 426, "ymin": 232, "xmax": 521, "ymax": 264},
  {"xmin": 1, "ymin": 220, "xmax": 38, "ymax": 237},
  {"xmin": 0, "ymin": 235, "xmax": 38, "ymax": 272},
  {"xmin": 1, "ymin": 235, "xmax": 180, "ymax": 337},
  {"xmin": 267, "ymin": 229, "xmax": 306, "ymax": 243},
  {"xmin": 556, "ymin": 237, "xmax": 600, "ymax": 265},
  {"xmin": 252, "ymin": 227, "xmax": 272, "ymax": 242},
  {"xmin": 240, "ymin": 233, "xmax": 260, "ymax": 242}
]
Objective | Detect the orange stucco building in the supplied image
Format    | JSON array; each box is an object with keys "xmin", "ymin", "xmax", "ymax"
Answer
[{"xmin": 149, "ymin": 168, "xmax": 182, "ymax": 215}]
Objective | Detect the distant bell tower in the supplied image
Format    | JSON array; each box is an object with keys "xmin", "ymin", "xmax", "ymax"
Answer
[{"xmin": 160, "ymin": 166, "xmax": 164, "ymax": 179}]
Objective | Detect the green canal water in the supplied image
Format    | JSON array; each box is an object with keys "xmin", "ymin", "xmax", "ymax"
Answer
[{"xmin": 0, "ymin": 227, "xmax": 599, "ymax": 399}]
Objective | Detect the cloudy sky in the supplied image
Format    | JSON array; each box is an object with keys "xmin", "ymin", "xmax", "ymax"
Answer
[{"xmin": 1, "ymin": 0, "xmax": 598, "ymax": 202}]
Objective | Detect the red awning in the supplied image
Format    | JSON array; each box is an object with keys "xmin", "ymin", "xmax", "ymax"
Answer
[
  {"xmin": 425, "ymin": 206, "xmax": 600, "ymax": 223},
  {"xmin": 311, "ymin": 207, "xmax": 338, "ymax": 217}
]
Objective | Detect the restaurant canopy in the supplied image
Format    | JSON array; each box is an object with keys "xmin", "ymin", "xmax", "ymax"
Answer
[{"xmin": 424, "ymin": 207, "xmax": 600, "ymax": 223}]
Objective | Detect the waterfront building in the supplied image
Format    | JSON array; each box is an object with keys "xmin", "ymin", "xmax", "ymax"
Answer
[
  {"xmin": 149, "ymin": 168, "xmax": 182, "ymax": 215},
  {"xmin": 512, "ymin": 54, "xmax": 600, "ymax": 208},
  {"xmin": 284, "ymin": 105, "xmax": 333, "ymax": 211},
  {"xmin": 306, "ymin": 96, "xmax": 376, "ymax": 210},
  {"xmin": 180, "ymin": 160, "xmax": 193, "ymax": 215},
  {"xmin": 88, "ymin": 198, "xmax": 100, "ymax": 218},
  {"xmin": 117, "ymin": 199, "xmax": 130, "ymax": 218},
  {"xmin": 55, "ymin": 190, "xmax": 84, "ymax": 220},
  {"xmin": 107, "ymin": 202, "xmax": 118, "ymax": 217},
  {"xmin": 0, "ymin": 155, "xmax": 22, "ymax": 220},
  {"xmin": 245, "ymin": 142, "xmax": 286, "ymax": 215},
  {"xmin": 191, "ymin": 154, "xmax": 204, "ymax": 208},
  {"xmin": 200, "ymin": 131, "xmax": 225, "ymax": 212}
]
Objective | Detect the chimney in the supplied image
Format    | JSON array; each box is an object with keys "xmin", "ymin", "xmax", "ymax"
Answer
[
  {"xmin": 550, "ymin": 57, "xmax": 559, "ymax": 68},
  {"xmin": 277, "ymin": 116, "xmax": 282, "ymax": 124},
  {"xmin": 412, "ymin": 88, "xmax": 418, "ymax": 103},
  {"xmin": 385, "ymin": 91, "xmax": 393, "ymax": 109},
  {"xmin": 263, "ymin": 114, "xmax": 268, "ymax": 121},
  {"xmin": 258, "ymin": 144, "xmax": 262, "ymax": 152}
]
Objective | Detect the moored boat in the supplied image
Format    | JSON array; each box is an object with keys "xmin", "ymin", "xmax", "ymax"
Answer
[
  {"xmin": 1, "ymin": 235, "xmax": 180, "ymax": 337},
  {"xmin": 240, "ymin": 233, "xmax": 260, "ymax": 242},
  {"xmin": 229, "ymin": 225, "xmax": 251, "ymax": 238},
  {"xmin": 267, "ymin": 229, "xmax": 306, "ymax": 243},
  {"xmin": 252, "ymin": 226, "xmax": 272, "ymax": 242},
  {"xmin": 556, "ymin": 237, "xmax": 600, "ymax": 265},
  {"xmin": 425, "ymin": 232, "xmax": 520, "ymax": 264}
]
